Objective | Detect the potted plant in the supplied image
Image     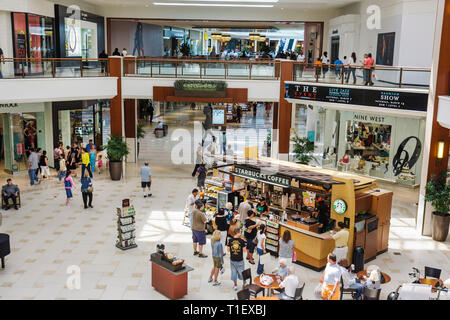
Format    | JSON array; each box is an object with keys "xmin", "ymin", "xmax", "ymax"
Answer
[
  {"xmin": 425, "ymin": 170, "xmax": 450, "ymax": 241},
  {"xmin": 290, "ymin": 133, "xmax": 314, "ymax": 165},
  {"xmin": 137, "ymin": 122, "xmax": 145, "ymax": 158},
  {"xmin": 103, "ymin": 135, "xmax": 129, "ymax": 181}
]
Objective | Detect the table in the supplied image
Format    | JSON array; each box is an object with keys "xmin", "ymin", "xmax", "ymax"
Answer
[
  {"xmin": 252, "ymin": 296, "xmax": 280, "ymax": 300},
  {"xmin": 254, "ymin": 274, "xmax": 281, "ymax": 297},
  {"xmin": 419, "ymin": 278, "xmax": 443, "ymax": 292},
  {"xmin": 357, "ymin": 270, "xmax": 391, "ymax": 284}
]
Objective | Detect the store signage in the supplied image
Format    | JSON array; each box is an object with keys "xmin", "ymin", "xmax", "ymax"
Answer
[
  {"xmin": 353, "ymin": 113, "xmax": 386, "ymax": 124},
  {"xmin": 285, "ymin": 83, "xmax": 428, "ymax": 112},
  {"xmin": 233, "ymin": 167, "xmax": 291, "ymax": 187},
  {"xmin": 0, "ymin": 103, "xmax": 45, "ymax": 113}
]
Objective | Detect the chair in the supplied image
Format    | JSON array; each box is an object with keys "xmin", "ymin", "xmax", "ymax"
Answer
[
  {"xmin": 0, "ymin": 233, "xmax": 11, "ymax": 269},
  {"xmin": 237, "ymin": 288, "xmax": 250, "ymax": 300},
  {"xmin": 1, "ymin": 192, "xmax": 21, "ymax": 210},
  {"xmin": 340, "ymin": 276, "xmax": 359, "ymax": 300},
  {"xmin": 424, "ymin": 267, "xmax": 441, "ymax": 279},
  {"xmin": 294, "ymin": 282, "xmax": 305, "ymax": 300},
  {"xmin": 363, "ymin": 287, "xmax": 381, "ymax": 300},
  {"xmin": 242, "ymin": 268, "xmax": 264, "ymax": 298}
]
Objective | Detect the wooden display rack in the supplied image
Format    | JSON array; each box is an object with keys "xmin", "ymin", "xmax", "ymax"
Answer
[{"xmin": 116, "ymin": 199, "xmax": 137, "ymax": 250}]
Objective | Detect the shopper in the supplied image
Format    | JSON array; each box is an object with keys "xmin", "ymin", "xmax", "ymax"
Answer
[
  {"xmin": 89, "ymin": 147, "xmax": 96, "ymax": 174},
  {"xmin": 361, "ymin": 53, "xmax": 369, "ymax": 85},
  {"xmin": 35, "ymin": 148, "xmax": 42, "ymax": 177},
  {"xmin": 27, "ymin": 148, "xmax": 40, "ymax": 186},
  {"xmin": 214, "ymin": 208, "xmax": 229, "ymax": 256},
  {"xmin": 68, "ymin": 147, "xmax": 77, "ymax": 177},
  {"xmin": 321, "ymin": 51, "xmax": 329, "ymax": 78},
  {"xmin": 2, "ymin": 179, "xmax": 19, "ymax": 210},
  {"xmin": 256, "ymin": 224, "xmax": 266, "ymax": 275},
  {"xmin": 86, "ymin": 139, "xmax": 96, "ymax": 153},
  {"xmin": 334, "ymin": 57, "xmax": 343, "ymax": 79},
  {"xmin": 227, "ymin": 227, "xmax": 247, "ymax": 291},
  {"xmin": 236, "ymin": 104, "xmax": 242, "ymax": 123},
  {"xmin": 147, "ymin": 101, "xmax": 154, "ymax": 123},
  {"xmin": 112, "ymin": 48, "xmax": 120, "ymax": 56},
  {"xmin": 338, "ymin": 258, "xmax": 363, "ymax": 300},
  {"xmin": 314, "ymin": 58, "xmax": 322, "ymax": 78},
  {"xmin": 265, "ymin": 103, "xmax": 271, "ymax": 118},
  {"xmin": 186, "ymin": 188, "xmax": 199, "ymax": 228},
  {"xmin": 363, "ymin": 268, "xmax": 381, "ymax": 290},
  {"xmin": 277, "ymin": 266, "xmax": 299, "ymax": 300},
  {"xmin": 366, "ymin": 53, "xmax": 375, "ymax": 86},
  {"xmin": 97, "ymin": 154, "xmax": 103, "ymax": 174},
  {"xmin": 273, "ymin": 258, "xmax": 289, "ymax": 281},
  {"xmin": 64, "ymin": 171, "xmax": 75, "ymax": 206},
  {"xmin": 99, "ymin": 50, "xmax": 108, "ymax": 73},
  {"xmin": 53, "ymin": 143, "xmax": 63, "ymax": 172},
  {"xmin": 58, "ymin": 154, "xmax": 67, "ymax": 182},
  {"xmin": 328, "ymin": 222, "xmax": 349, "ymax": 263},
  {"xmin": 122, "ymin": 48, "xmax": 128, "ymax": 57},
  {"xmin": 346, "ymin": 52, "xmax": 357, "ymax": 84},
  {"xmin": 320, "ymin": 253, "xmax": 341, "ymax": 300},
  {"xmin": 81, "ymin": 148, "xmax": 93, "ymax": 179},
  {"xmin": 192, "ymin": 141, "xmax": 204, "ymax": 177},
  {"xmin": 221, "ymin": 131, "xmax": 226, "ymax": 155},
  {"xmin": 139, "ymin": 162, "xmax": 152, "ymax": 197},
  {"xmin": 192, "ymin": 199, "xmax": 208, "ymax": 258},
  {"xmin": 238, "ymin": 198, "xmax": 252, "ymax": 224},
  {"xmin": 195, "ymin": 163, "xmax": 207, "ymax": 191},
  {"xmin": 208, "ymin": 230, "xmax": 224, "ymax": 286},
  {"xmin": 81, "ymin": 170, "xmax": 93, "ymax": 209},
  {"xmin": 279, "ymin": 230, "xmax": 295, "ymax": 261},
  {"xmin": 39, "ymin": 150, "xmax": 51, "ymax": 179},
  {"xmin": 244, "ymin": 210, "xmax": 258, "ymax": 265},
  {"xmin": 0, "ymin": 47, "xmax": 4, "ymax": 78}
]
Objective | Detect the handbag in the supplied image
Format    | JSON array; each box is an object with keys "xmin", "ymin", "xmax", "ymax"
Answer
[
  {"xmin": 259, "ymin": 252, "xmax": 271, "ymax": 265},
  {"xmin": 292, "ymin": 251, "xmax": 297, "ymax": 262},
  {"xmin": 87, "ymin": 187, "xmax": 93, "ymax": 193},
  {"xmin": 314, "ymin": 283, "xmax": 323, "ymax": 300}
]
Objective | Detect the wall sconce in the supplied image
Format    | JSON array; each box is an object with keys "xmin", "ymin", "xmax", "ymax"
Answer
[{"xmin": 436, "ymin": 140, "xmax": 445, "ymax": 165}]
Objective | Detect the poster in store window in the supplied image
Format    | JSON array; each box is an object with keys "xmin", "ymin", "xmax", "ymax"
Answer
[{"xmin": 65, "ymin": 17, "xmax": 82, "ymax": 56}]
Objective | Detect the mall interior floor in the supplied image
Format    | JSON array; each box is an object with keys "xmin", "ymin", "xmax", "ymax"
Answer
[{"xmin": 0, "ymin": 106, "xmax": 448, "ymax": 300}]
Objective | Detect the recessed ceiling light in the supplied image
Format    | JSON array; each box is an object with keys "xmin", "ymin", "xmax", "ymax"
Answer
[
  {"xmin": 182, "ymin": 0, "xmax": 278, "ymax": 2},
  {"xmin": 153, "ymin": 2, "xmax": 274, "ymax": 8}
]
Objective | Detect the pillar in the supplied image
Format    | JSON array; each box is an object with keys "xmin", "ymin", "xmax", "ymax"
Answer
[
  {"xmin": 417, "ymin": 0, "xmax": 450, "ymax": 236},
  {"xmin": 109, "ymin": 57, "xmax": 123, "ymax": 137},
  {"xmin": 277, "ymin": 60, "xmax": 294, "ymax": 160}
]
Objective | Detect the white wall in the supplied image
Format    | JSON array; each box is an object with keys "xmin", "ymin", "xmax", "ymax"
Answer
[
  {"xmin": 0, "ymin": 77, "xmax": 117, "ymax": 103},
  {"xmin": 122, "ymin": 77, "xmax": 280, "ymax": 102},
  {"xmin": 0, "ymin": 11, "xmax": 13, "ymax": 74}
]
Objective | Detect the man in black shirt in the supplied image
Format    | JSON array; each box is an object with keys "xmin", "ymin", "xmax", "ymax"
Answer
[{"xmin": 227, "ymin": 227, "xmax": 247, "ymax": 291}]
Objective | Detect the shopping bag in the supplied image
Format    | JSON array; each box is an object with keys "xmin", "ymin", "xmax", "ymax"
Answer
[
  {"xmin": 292, "ymin": 251, "xmax": 297, "ymax": 262},
  {"xmin": 259, "ymin": 252, "xmax": 271, "ymax": 265},
  {"xmin": 314, "ymin": 283, "xmax": 323, "ymax": 300}
]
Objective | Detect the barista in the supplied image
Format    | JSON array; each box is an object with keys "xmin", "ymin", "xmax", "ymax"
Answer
[
  {"xmin": 256, "ymin": 198, "xmax": 269, "ymax": 217},
  {"xmin": 312, "ymin": 198, "xmax": 329, "ymax": 233}
]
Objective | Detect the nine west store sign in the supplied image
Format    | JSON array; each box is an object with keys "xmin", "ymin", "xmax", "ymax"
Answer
[
  {"xmin": 285, "ymin": 83, "xmax": 428, "ymax": 112},
  {"xmin": 233, "ymin": 166, "xmax": 291, "ymax": 187}
]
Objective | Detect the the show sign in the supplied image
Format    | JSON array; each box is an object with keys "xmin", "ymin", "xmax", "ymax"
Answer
[
  {"xmin": 233, "ymin": 166, "xmax": 291, "ymax": 187},
  {"xmin": 285, "ymin": 83, "xmax": 428, "ymax": 112}
]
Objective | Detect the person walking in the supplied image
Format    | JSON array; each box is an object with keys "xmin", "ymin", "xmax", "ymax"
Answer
[
  {"xmin": 314, "ymin": 58, "xmax": 322, "ymax": 79},
  {"xmin": 236, "ymin": 104, "xmax": 242, "ymax": 123},
  {"xmin": 214, "ymin": 208, "xmax": 229, "ymax": 256},
  {"xmin": 64, "ymin": 171, "xmax": 75, "ymax": 206},
  {"xmin": 320, "ymin": 253, "xmax": 341, "ymax": 300},
  {"xmin": 39, "ymin": 150, "xmax": 51, "ymax": 179},
  {"xmin": 97, "ymin": 154, "xmax": 103, "ymax": 174},
  {"xmin": 192, "ymin": 200, "xmax": 208, "ymax": 258},
  {"xmin": 227, "ymin": 227, "xmax": 247, "ymax": 291},
  {"xmin": 112, "ymin": 48, "xmax": 120, "ymax": 56},
  {"xmin": 27, "ymin": 148, "xmax": 40, "ymax": 186},
  {"xmin": 256, "ymin": 224, "xmax": 266, "ymax": 275},
  {"xmin": 334, "ymin": 57, "xmax": 343, "ymax": 79},
  {"xmin": 58, "ymin": 154, "xmax": 67, "ymax": 183},
  {"xmin": 99, "ymin": 50, "xmax": 108, "ymax": 73},
  {"xmin": 192, "ymin": 141, "xmax": 204, "ymax": 177},
  {"xmin": 244, "ymin": 210, "xmax": 258, "ymax": 265},
  {"xmin": 147, "ymin": 101, "xmax": 154, "ymax": 123},
  {"xmin": 346, "ymin": 52, "xmax": 357, "ymax": 84},
  {"xmin": 208, "ymin": 230, "xmax": 224, "ymax": 286},
  {"xmin": 186, "ymin": 188, "xmax": 199, "ymax": 228},
  {"xmin": 195, "ymin": 163, "xmax": 207, "ymax": 192},
  {"xmin": 81, "ymin": 148, "xmax": 93, "ymax": 179},
  {"xmin": 89, "ymin": 147, "xmax": 96, "ymax": 174},
  {"xmin": 81, "ymin": 170, "xmax": 93, "ymax": 209},
  {"xmin": 321, "ymin": 51, "xmax": 329, "ymax": 78},
  {"xmin": 366, "ymin": 53, "xmax": 375, "ymax": 86},
  {"xmin": 140, "ymin": 162, "xmax": 152, "ymax": 198},
  {"xmin": 68, "ymin": 147, "xmax": 77, "ymax": 177},
  {"xmin": 53, "ymin": 143, "xmax": 63, "ymax": 173},
  {"xmin": 0, "ymin": 47, "xmax": 4, "ymax": 78}
]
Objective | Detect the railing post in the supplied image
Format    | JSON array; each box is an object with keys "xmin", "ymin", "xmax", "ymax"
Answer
[
  {"xmin": 175, "ymin": 61, "xmax": 178, "ymax": 78},
  {"xmin": 399, "ymin": 68, "xmax": 403, "ymax": 88},
  {"xmin": 159, "ymin": 61, "xmax": 161, "ymax": 76},
  {"xmin": 249, "ymin": 62, "xmax": 252, "ymax": 80},
  {"xmin": 200, "ymin": 62, "xmax": 202, "ymax": 79},
  {"xmin": 224, "ymin": 62, "xmax": 227, "ymax": 79},
  {"xmin": 341, "ymin": 66, "xmax": 345, "ymax": 84},
  {"xmin": 80, "ymin": 59, "xmax": 83, "ymax": 77},
  {"xmin": 21, "ymin": 59, "xmax": 25, "ymax": 78},
  {"xmin": 52, "ymin": 59, "xmax": 55, "ymax": 77},
  {"xmin": 150, "ymin": 60, "xmax": 153, "ymax": 77}
]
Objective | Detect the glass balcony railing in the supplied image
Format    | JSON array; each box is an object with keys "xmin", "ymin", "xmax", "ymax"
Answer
[{"xmin": 0, "ymin": 58, "xmax": 109, "ymax": 78}]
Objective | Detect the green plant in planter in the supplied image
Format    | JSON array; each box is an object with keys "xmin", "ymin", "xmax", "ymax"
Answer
[
  {"xmin": 137, "ymin": 122, "xmax": 145, "ymax": 140},
  {"xmin": 291, "ymin": 133, "xmax": 314, "ymax": 164},
  {"xmin": 425, "ymin": 170, "xmax": 450, "ymax": 216},
  {"xmin": 103, "ymin": 135, "xmax": 129, "ymax": 162}
]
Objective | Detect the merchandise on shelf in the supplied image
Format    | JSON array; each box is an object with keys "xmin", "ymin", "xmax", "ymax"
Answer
[{"xmin": 116, "ymin": 202, "xmax": 137, "ymax": 250}]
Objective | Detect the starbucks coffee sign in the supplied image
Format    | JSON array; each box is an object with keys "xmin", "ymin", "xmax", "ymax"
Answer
[{"xmin": 233, "ymin": 166, "xmax": 291, "ymax": 187}]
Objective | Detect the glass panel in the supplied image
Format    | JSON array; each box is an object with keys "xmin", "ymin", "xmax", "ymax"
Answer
[
  {"xmin": 101, "ymin": 103, "xmax": 111, "ymax": 146},
  {"xmin": 13, "ymin": 13, "xmax": 27, "ymax": 76},
  {"xmin": 28, "ymin": 14, "xmax": 43, "ymax": 74}
]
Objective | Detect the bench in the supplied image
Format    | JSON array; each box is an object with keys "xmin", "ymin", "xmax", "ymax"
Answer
[
  {"xmin": 154, "ymin": 125, "xmax": 168, "ymax": 138},
  {"xmin": 2, "ymin": 192, "xmax": 21, "ymax": 210}
]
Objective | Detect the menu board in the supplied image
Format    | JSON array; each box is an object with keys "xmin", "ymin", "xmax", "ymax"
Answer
[
  {"xmin": 285, "ymin": 83, "xmax": 428, "ymax": 112},
  {"xmin": 212, "ymin": 108, "xmax": 225, "ymax": 125}
]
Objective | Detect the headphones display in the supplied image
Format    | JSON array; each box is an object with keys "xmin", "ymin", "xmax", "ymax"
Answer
[{"xmin": 392, "ymin": 136, "xmax": 422, "ymax": 176}]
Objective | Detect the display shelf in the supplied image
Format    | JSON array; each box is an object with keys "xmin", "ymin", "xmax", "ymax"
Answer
[
  {"xmin": 116, "ymin": 201, "xmax": 137, "ymax": 250},
  {"xmin": 115, "ymin": 243, "xmax": 138, "ymax": 250},
  {"xmin": 266, "ymin": 244, "xmax": 278, "ymax": 253},
  {"xmin": 205, "ymin": 179, "xmax": 223, "ymax": 188}
]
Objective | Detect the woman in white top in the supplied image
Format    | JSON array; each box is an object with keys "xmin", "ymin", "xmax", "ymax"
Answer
[
  {"xmin": 256, "ymin": 224, "xmax": 266, "ymax": 275},
  {"xmin": 320, "ymin": 253, "xmax": 341, "ymax": 300},
  {"xmin": 321, "ymin": 51, "xmax": 329, "ymax": 78}
]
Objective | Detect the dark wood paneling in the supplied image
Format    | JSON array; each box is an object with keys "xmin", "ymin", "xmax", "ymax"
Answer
[
  {"xmin": 124, "ymin": 99, "xmax": 136, "ymax": 138},
  {"xmin": 278, "ymin": 61, "xmax": 294, "ymax": 154},
  {"xmin": 109, "ymin": 57, "xmax": 122, "ymax": 136},
  {"xmin": 272, "ymin": 102, "xmax": 279, "ymax": 130}
]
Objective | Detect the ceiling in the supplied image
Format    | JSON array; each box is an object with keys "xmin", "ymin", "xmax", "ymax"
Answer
[{"xmin": 80, "ymin": 0, "xmax": 358, "ymax": 10}]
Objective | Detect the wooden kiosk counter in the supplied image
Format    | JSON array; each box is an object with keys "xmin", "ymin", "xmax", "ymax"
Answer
[{"xmin": 213, "ymin": 156, "xmax": 393, "ymax": 271}]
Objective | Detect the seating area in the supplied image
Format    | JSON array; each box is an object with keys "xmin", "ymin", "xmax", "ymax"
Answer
[
  {"xmin": 0, "ymin": 233, "xmax": 10, "ymax": 269},
  {"xmin": 1, "ymin": 192, "xmax": 21, "ymax": 210},
  {"xmin": 154, "ymin": 124, "xmax": 169, "ymax": 138}
]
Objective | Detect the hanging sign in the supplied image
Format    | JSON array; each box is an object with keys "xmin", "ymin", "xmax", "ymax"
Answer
[{"xmin": 233, "ymin": 166, "xmax": 291, "ymax": 187}]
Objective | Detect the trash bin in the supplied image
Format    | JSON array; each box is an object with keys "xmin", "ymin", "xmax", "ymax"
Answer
[{"xmin": 353, "ymin": 246, "xmax": 364, "ymax": 273}]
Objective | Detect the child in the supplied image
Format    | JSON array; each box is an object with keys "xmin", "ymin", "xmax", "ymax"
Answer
[
  {"xmin": 89, "ymin": 147, "xmax": 96, "ymax": 174},
  {"xmin": 208, "ymin": 230, "xmax": 224, "ymax": 286},
  {"xmin": 64, "ymin": 171, "xmax": 75, "ymax": 206},
  {"xmin": 58, "ymin": 154, "xmax": 67, "ymax": 183},
  {"xmin": 97, "ymin": 154, "xmax": 103, "ymax": 174}
]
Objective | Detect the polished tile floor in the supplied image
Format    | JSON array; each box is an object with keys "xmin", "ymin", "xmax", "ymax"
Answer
[{"xmin": 0, "ymin": 106, "xmax": 448, "ymax": 300}]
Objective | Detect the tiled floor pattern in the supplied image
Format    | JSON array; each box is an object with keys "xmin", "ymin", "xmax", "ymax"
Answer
[{"xmin": 0, "ymin": 107, "xmax": 448, "ymax": 300}]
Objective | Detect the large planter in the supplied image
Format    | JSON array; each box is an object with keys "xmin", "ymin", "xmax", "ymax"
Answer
[
  {"xmin": 432, "ymin": 211, "xmax": 450, "ymax": 242},
  {"xmin": 109, "ymin": 161, "xmax": 123, "ymax": 181}
]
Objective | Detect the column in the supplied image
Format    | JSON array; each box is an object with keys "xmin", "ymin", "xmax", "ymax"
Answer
[
  {"xmin": 60, "ymin": 110, "xmax": 71, "ymax": 150},
  {"xmin": 271, "ymin": 102, "xmax": 279, "ymax": 159},
  {"xmin": 109, "ymin": 57, "xmax": 123, "ymax": 137},
  {"xmin": 124, "ymin": 99, "xmax": 137, "ymax": 163},
  {"xmin": 277, "ymin": 60, "xmax": 294, "ymax": 160},
  {"xmin": 417, "ymin": 0, "xmax": 450, "ymax": 236}
]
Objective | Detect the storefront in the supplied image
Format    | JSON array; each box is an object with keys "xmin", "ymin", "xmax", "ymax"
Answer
[
  {"xmin": 0, "ymin": 103, "xmax": 48, "ymax": 173},
  {"xmin": 11, "ymin": 12, "xmax": 55, "ymax": 75},
  {"xmin": 286, "ymin": 82, "xmax": 429, "ymax": 186},
  {"xmin": 52, "ymin": 100, "xmax": 110, "ymax": 149}
]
